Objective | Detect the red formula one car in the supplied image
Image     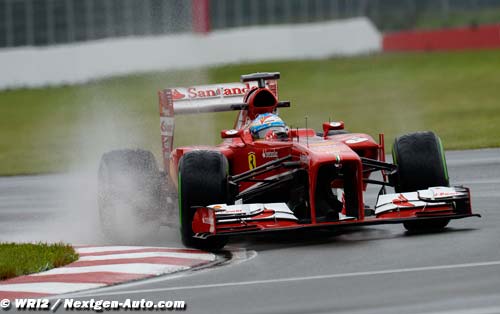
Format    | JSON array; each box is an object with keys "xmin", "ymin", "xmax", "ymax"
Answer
[{"xmin": 98, "ymin": 72, "xmax": 479, "ymax": 250}]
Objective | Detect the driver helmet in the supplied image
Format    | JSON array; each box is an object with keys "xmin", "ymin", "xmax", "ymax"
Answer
[{"xmin": 249, "ymin": 113, "xmax": 288, "ymax": 140}]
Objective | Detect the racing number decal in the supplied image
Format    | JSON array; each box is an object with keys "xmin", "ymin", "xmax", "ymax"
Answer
[{"xmin": 248, "ymin": 152, "xmax": 257, "ymax": 170}]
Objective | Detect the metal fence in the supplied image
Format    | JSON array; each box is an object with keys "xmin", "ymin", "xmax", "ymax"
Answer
[
  {"xmin": 210, "ymin": 0, "xmax": 500, "ymax": 31},
  {"xmin": 0, "ymin": 0, "xmax": 191, "ymax": 48},
  {"xmin": 2, "ymin": 0, "xmax": 500, "ymax": 49}
]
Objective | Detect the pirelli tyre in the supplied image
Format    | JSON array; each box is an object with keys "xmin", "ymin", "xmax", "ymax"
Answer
[
  {"xmin": 178, "ymin": 150, "xmax": 229, "ymax": 251},
  {"xmin": 392, "ymin": 131, "xmax": 450, "ymax": 232},
  {"xmin": 98, "ymin": 149, "xmax": 162, "ymax": 241}
]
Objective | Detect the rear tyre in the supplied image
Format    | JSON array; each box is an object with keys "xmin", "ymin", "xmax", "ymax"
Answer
[
  {"xmin": 98, "ymin": 149, "xmax": 162, "ymax": 241},
  {"xmin": 178, "ymin": 150, "xmax": 229, "ymax": 251},
  {"xmin": 392, "ymin": 131, "xmax": 450, "ymax": 232}
]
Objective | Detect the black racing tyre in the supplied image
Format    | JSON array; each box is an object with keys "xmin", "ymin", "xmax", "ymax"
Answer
[
  {"xmin": 404, "ymin": 218, "xmax": 450, "ymax": 232},
  {"xmin": 392, "ymin": 131, "xmax": 449, "ymax": 193},
  {"xmin": 392, "ymin": 131, "xmax": 450, "ymax": 232},
  {"xmin": 178, "ymin": 150, "xmax": 229, "ymax": 250},
  {"xmin": 98, "ymin": 149, "xmax": 162, "ymax": 241}
]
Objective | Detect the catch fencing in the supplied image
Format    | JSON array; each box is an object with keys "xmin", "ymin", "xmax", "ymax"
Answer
[{"xmin": 1, "ymin": 0, "xmax": 500, "ymax": 49}]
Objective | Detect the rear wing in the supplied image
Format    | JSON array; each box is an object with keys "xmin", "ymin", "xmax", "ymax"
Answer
[{"xmin": 158, "ymin": 73, "xmax": 280, "ymax": 171}]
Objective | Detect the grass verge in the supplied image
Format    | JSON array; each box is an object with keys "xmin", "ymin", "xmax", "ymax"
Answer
[
  {"xmin": 0, "ymin": 242, "xmax": 78, "ymax": 281},
  {"xmin": 0, "ymin": 50, "xmax": 499, "ymax": 175}
]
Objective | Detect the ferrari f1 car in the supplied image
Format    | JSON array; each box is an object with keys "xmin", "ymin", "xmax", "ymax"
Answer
[{"xmin": 98, "ymin": 72, "xmax": 479, "ymax": 250}]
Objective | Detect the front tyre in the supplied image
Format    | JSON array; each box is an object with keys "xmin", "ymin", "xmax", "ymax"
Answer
[
  {"xmin": 178, "ymin": 150, "xmax": 229, "ymax": 250},
  {"xmin": 392, "ymin": 131, "xmax": 450, "ymax": 232}
]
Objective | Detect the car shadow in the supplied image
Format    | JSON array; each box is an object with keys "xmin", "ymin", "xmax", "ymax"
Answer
[
  {"xmin": 403, "ymin": 227, "xmax": 478, "ymax": 237},
  {"xmin": 226, "ymin": 225, "xmax": 479, "ymax": 252}
]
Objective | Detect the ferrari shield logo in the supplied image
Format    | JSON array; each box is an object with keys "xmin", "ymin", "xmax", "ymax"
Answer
[{"xmin": 248, "ymin": 152, "xmax": 257, "ymax": 170}]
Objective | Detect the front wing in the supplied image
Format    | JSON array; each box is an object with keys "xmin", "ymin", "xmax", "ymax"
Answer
[{"xmin": 191, "ymin": 186, "xmax": 480, "ymax": 238}]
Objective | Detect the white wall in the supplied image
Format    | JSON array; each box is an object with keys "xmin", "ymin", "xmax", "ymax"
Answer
[{"xmin": 0, "ymin": 17, "xmax": 381, "ymax": 90}]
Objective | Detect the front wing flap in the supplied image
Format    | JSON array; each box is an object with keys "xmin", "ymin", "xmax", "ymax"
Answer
[
  {"xmin": 192, "ymin": 203, "xmax": 299, "ymax": 238},
  {"xmin": 375, "ymin": 186, "xmax": 472, "ymax": 217}
]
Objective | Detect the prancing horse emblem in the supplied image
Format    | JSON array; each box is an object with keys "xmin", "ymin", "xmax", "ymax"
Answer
[{"xmin": 248, "ymin": 152, "xmax": 256, "ymax": 170}]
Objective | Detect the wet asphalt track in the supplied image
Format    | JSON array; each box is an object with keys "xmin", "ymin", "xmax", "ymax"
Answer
[{"xmin": 1, "ymin": 149, "xmax": 499, "ymax": 314}]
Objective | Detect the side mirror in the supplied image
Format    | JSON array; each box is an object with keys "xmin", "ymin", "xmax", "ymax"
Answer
[
  {"xmin": 221, "ymin": 129, "xmax": 243, "ymax": 139},
  {"xmin": 322, "ymin": 121, "xmax": 344, "ymax": 137}
]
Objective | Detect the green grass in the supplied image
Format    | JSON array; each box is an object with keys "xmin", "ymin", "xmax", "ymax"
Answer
[
  {"xmin": 0, "ymin": 242, "xmax": 78, "ymax": 280},
  {"xmin": 0, "ymin": 50, "xmax": 500, "ymax": 175}
]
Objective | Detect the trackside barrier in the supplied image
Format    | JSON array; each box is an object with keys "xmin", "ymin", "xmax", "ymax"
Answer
[{"xmin": 383, "ymin": 24, "xmax": 500, "ymax": 52}]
